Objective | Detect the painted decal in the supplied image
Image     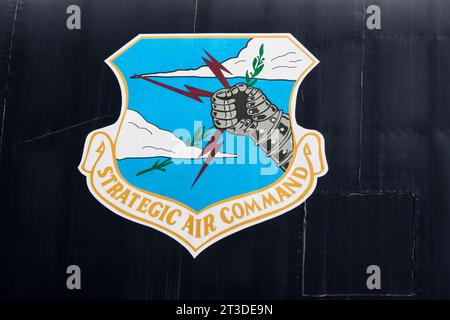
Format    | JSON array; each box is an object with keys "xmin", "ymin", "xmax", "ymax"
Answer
[{"xmin": 79, "ymin": 34, "xmax": 328, "ymax": 257}]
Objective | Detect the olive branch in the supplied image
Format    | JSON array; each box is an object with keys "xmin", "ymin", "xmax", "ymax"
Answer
[
  {"xmin": 245, "ymin": 44, "xmax": 265, "ymax": 87},
  {"xmin": 136, "ymin": 126, "xmax": 214, "ymax": 176},
  {"xmin": 136, "ymin": 159, "xmax": 173, "ymax": 176},
  {"xmin": 183, "ymin": 125, "xmax": 215, "ymax": 147}
]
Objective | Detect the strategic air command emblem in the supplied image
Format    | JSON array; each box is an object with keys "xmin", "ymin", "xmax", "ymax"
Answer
[{"xmin": 79, "ymin": 34, "xmax": 328, "ymax": 257}]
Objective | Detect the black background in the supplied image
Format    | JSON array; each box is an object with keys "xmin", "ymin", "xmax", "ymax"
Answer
[{"xmin": 1, "ymin": 0, "xmax": 449, "ymax": 299}]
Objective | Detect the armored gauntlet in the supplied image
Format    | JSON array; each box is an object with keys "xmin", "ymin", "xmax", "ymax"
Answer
[{"xmin": 211, "ymin": 83, "xmax": 293, "ymax": 170}]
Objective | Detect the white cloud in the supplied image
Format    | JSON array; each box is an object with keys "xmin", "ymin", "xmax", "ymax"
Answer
[
  {"xmin": 139, "ymin": 38, "xmax": 314, "ymax": 81},
  {"xmin": 115, "ymin": 110, "xmax": 235, "ymax": 160}
]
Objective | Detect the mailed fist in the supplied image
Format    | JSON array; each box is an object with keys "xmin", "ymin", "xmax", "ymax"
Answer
[
  {"xmin": 210, "ymin": 83, "xmax": 294, "ymax": 170},
  {"xmin": 210, "ymin": 83, "xmax": 280, "ymax": 136}
]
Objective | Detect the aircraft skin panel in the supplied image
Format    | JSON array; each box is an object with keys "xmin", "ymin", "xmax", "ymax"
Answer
[{"xmin": 0, "ymin": 0, "xmax": 449, "ymax": 300}]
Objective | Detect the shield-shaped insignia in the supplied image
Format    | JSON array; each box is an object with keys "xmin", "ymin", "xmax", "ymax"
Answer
[{"xmin": 79, "ymin": 34, "xmax": 328, "ymax": 257}]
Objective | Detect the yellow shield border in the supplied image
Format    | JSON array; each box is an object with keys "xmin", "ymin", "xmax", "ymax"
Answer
[{"xmin": 79, "ymin": 34, "xmax": 328, "ymax": 257}]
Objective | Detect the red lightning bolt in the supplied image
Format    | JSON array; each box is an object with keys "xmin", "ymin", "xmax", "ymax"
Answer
[
  {"xmin": 191, "ymin": 130, "xmax": 224, "ymax": 187},
  {"xmin": 131, "ymin": 50, "xmax": 232, "ymax": 187},
  {"xmin": 202, "ymin": 49, "xmax": 232, "ymax": 88},
  {"xmin": 131, "ymin": 74, "xmax": 213, "ymax": 102},
  {"xmin": 191, "ymin": 51, "xmax": 232, "ymax": 187}
]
